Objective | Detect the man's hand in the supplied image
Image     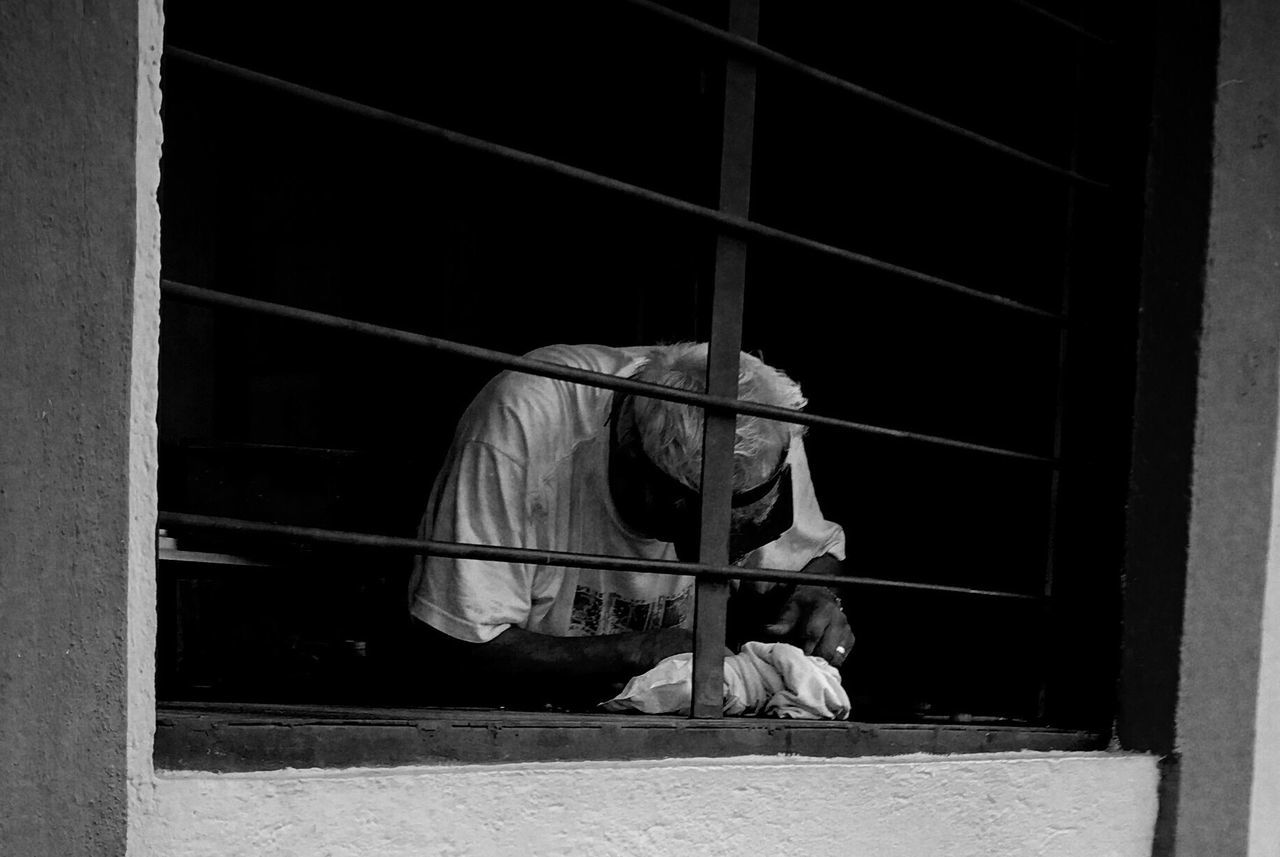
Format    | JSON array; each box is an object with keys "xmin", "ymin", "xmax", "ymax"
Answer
[{"xmin": 764, "ymin": 584, "xmax": 854, "ymax": 668}]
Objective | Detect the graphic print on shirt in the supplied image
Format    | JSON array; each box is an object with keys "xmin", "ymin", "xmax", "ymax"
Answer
[{"xmin": 569, "ymin": 584, "xmax": 692, "ymax": 634}]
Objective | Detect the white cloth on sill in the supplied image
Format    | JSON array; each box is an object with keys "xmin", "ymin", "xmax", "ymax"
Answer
[{"xmin": 601, "ymin": 641, "xmax": 850, "ymax": 720}]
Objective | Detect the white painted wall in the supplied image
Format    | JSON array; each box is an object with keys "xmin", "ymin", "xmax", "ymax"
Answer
[
  {"xmin": 137, "ymin": 752, "xmax": 1157, "ymax": 857},
  {"xmin": 1251, "ymin": 412, "xmax": 1280, "ymax": 857},
  {"xmin": 129, "ymin": 2, "xmax": 163, "ymax": 854}
]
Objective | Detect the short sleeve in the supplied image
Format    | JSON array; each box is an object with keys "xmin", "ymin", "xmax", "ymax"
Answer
[{"xmin": 409, "ymin": 440, "xmax": 537, "ymax": 643}]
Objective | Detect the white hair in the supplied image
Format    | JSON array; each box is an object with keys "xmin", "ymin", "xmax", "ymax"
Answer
[{"xmin": 628, "ymin": 343, "xmax": 805, "ymax": 521}]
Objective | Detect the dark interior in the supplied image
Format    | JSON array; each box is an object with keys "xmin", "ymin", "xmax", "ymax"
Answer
[{"xmin": 157, "ymin": 0, "xmax": 1150, "ymax": 726}]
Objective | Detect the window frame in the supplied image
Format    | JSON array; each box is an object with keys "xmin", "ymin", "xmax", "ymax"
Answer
[{"xmin": 154, "ymin": 0, "xmax": 1132, "ymax": 769}]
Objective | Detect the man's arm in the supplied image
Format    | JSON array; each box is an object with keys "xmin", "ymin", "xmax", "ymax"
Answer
[
  {"xmin": 410, "ymin": 620, "xmax": 702, "ymax": 708},
  {"xmin": 732, "ymin": 437, "xmax": 853, "ymax": 665}
]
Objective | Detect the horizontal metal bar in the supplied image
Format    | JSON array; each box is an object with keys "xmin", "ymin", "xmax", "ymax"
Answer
[
  {"xmin": 619, "ymin": 0, "xmax": 1110, "ymax": 189},
  {"xmin": 1002, "ymin": 0, "xmax": 1113, "ymax": 45},
  {"xmin": 162, "ymin": 279, "xmax": 1058, "ymax": 465},
  {"xmin": 163, "ymin": 47, "xmax": 1063, "ymax": 322},
  {"xmin": 157, "ymin": 512, "xmax": 1044, "ymax": 602}
]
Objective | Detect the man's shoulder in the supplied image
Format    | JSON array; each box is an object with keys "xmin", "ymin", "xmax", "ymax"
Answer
[
  {"xmin": 457, "ymin": 344, "xmax": 645, "ymax": 462},
  {"xmin": 521, "ymin": 343, "xmax": 647, "ymax": 375},
  {"xmin": 487, "ymin": 344, "xmax": 646, "ymax": 409}
]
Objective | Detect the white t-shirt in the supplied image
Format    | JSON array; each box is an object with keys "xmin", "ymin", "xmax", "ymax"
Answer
[{"xmin": 409, "ymin": 344, "xmax": 846, "ymax": 643}]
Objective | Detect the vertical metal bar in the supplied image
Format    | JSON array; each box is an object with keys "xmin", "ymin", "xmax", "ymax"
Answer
[
  {"xmin": 1036, "ymin": 42, "xmax": 1085, "ymax": 722},
  {"xmin": 691, "ymin": 0, "xmax": 760, "ymax": 719}
]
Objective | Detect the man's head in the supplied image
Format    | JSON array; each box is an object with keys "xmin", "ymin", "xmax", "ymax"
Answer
[{"xmin": 609, "ymin": 343, "xmax": 806, "ymax": 561}]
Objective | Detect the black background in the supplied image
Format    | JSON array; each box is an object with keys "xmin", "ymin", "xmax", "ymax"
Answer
[{"xmin": 157, "ymin": 0, "xmax": 1150, "ymax": 726}]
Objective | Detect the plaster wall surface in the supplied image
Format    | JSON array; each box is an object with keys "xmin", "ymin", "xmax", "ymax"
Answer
[
  {"xmin": 128, "ymin": 0, "xmax": 165, "ymax": 850},
  {"xmin": 139, "ymin": 752, "xmax": 1158, "ymax": 857},
  {"xmin": 0, "ymin": 1, "xmax": 157, "ymax": 855},
  {"xmin": 1223, "ymin": 3, "xmax": 1280, "ymax": 851},
  {"xmin": 1253, "ymin": 409, "xmax": 1280, "ymax": 857},
  {"xmin": 1177, "ymin": 0, "xmax": 1280, "ymax": 854}
]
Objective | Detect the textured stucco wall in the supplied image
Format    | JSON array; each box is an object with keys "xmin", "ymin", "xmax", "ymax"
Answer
[
  {"xmin": 1253, "ymin": 416, "xmax": 1280, "ymax": 857},
  {"xmin": 128, "ymin": 0, "xmax": 165, "ymax": 850},
  {"xmin": 0, "ymin": 1, "xmax": 162, "ymax": 855},
  {"xmin": 139, "ymin": 753, "xmax": 1158, "ymax": 857},
  {"xmin": 1175, "ymin": 0, "xmax": 1280, "ymax": 854}
]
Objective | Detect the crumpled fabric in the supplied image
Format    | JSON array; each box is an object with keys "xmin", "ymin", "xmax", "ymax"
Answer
[{"xmin": 601, "ymin": 641, "xmax": 850, "ymax": 720}]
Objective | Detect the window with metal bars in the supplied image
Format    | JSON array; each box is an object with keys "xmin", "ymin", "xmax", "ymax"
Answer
[{"xmin": 154, "ymin": 0, "xmax": 1147, "ymax": 767}]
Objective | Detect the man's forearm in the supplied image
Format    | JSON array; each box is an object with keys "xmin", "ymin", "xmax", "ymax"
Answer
[
  {"xmin": 469, "ymin": 625, "xmax": 649, "ymax": 679},
  {"xmin": 412, "ymin": 620, "xmax": 694, "ymax": 707}
]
